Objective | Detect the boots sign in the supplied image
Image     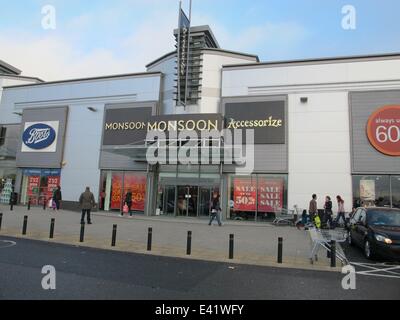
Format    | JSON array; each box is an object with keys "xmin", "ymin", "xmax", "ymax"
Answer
[
  {"xmin": 21, "ymin": 121, "xmax": 59, "ymax": 153},
  {"xmin": 367, "ymin": 105, "xmax": 400, "ymax": 156}
]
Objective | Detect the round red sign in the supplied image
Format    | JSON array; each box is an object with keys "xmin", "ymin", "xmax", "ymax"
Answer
[{"xmin": 367, "ymin": 105, "xmax": 400, "ymax": 156}]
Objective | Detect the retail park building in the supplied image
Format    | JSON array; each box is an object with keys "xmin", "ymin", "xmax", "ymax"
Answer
[{"xmin": 0, "ymin": 25, "xmax": 399, "ymax": 221}]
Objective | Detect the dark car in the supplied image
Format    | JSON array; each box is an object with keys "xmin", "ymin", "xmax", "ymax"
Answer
[{"xmin": 347, "ymin": 207, "xmax": 400, "ymax": 261}]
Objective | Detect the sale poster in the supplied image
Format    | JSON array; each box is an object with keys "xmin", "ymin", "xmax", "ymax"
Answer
[
  {"xmin": 46, "ymin": 176, "xmax": 60, "ymax": 201},
  {"xmin": 124, "ymin": 174, "xmax": 146, "ymax": 212},
  {"xmin": 233, "ymin": 178, "xmax": 256, "ymax": 211},
  {"xmin": 27, "ymin": 176, "xmax": 40, "ymax": 205},
  {"xmin": 360, "ymin": 180, "xmax": 376, "ymax": 201},
  {"xmin": 111, "ymin": 173, "xmax": 123, "ymax": 210},
  {"xmin": 258, "ymin": 178, "xmax": 284, "ymax": 213}
]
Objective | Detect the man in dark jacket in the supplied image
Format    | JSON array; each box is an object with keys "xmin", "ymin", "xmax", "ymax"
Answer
[
  {"xmin": 52, "ymin": 186, "xmax": 62, "ymax": 211},
  {"xmin": 79, "ymin": 187, "xmax": 96, "ymax": 224}
]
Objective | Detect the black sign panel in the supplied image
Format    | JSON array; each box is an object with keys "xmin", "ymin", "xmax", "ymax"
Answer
[
  {"xmin": 224, "ymin": 101, "xmax": 286, "ymax": 144},
  {"xmin": 103, "ymin": 107, "xmax": 153, "ymax": 146}
]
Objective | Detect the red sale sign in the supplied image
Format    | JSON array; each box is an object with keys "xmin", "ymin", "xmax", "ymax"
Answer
[
  {"xmin": 27, "ymin": 176, "xmax": 40, "ymax": 205},
  {"xmin": 233, "ymin": 178, "xmax": 256, "ymax": 211},
  {"xmin": 367, "ymin": 105, "xmax": 400, "ymax": 156},
  {"xmin": 46, "ymin": 176, "xmax": 60, "ymax": 201},
  {"xmin": 111, "ymin": 173, "xmax": 123, "ymax": 210},
  {"xmin": 124, "ymin": 174, "xmax": 146, "ymax": 212},
  {"xmin": 258, "ymin": 179, "xmax": 284, "ymax": 213}
]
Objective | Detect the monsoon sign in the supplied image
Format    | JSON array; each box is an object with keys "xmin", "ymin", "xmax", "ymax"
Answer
[{"xmin": 367, "ymin": 106, "xmax": 400, "ymax": 156}]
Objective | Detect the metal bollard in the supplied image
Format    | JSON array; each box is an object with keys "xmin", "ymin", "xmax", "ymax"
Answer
[
  {"xmin": 111, "ymin": 224, "xmax": 117, "ymax": 247},
  {"xmin": 27, "ymin": 200, "xmax": 31, "ymax": 211},
  {"xmin": 10, "ymin": 201, "xmax": 13, "ymax": 211},
  {"xmin": 49, "ymin": 218, "xmax": 55, "ymax": 239},
  {"xmin": 0, "ymin": 213, "xmax": 3, "ymax": 231},
  {"xmin": 147, "ymin": 227, "xmax": 153, "ymax": 251},
  {"xmin": 43, "ymin": 199, "xmax": 47, "ymax": 210},
  {"xmin": 278, "ymin": 237, "xmax": 283, "ymax": 264},
  {"xmin": 186, "ymin": 231, "xmax": 192, "ymax": 255},
  {"xmin": 79, "ymin": 222, "xmax": 85, "ymax": 243},
  {"xmin": 330, "ymin": 240, "xmax": 336, "ymax": 268},
  {"xmin": 229, "ymin": 234, "xmax": 234, "ymax": 259},
  {"xmin": 22, "ymin": 216, "xmax": 28, "ymax": 235}
]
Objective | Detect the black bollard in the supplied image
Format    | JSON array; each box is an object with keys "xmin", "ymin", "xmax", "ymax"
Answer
[
  {"xmin": 278, "ymin": 237, "xmax": 283, "ymax": 264},
  {"xmin": 49, "ymin": 218, "xmax": 55, "ymax": 239},
  {"xmin": 186, "ymin": 231, "xmax": 192, "ymax": 255},
  {"xmin": 147, "ymin": 227, "xmax": 152, "ymax": 251},
  {"xmin": 111, "ymin": 224, "xmax": 117, "ymax": 247},
  {"xmin": 10, "ymin": 201, "xmax": 13, "ymax": 211},
  {"xmin": 79, "ymin": 222, "xmax": 85, "ymax": 243},
  {"xmin": 22, "ymin": 216, "xmax": 28, "ymax": 235},
  {"xmin": 330, "ymin": 240, "xmax": 336, "ymax": 268},
  {"xmin": 0, "ymin": 213, "xmax": 3, "ymax": 231},
  {"xmin": 27, "ymin": 200, "xmax": 31, "ymax": 211},
  {"xmin": 229, "ymin": 234, "xmax": 234, "ymax": 259},
  {"xmin": 43, "ymin": 199, "xmax": 47, "ymax": 210}
]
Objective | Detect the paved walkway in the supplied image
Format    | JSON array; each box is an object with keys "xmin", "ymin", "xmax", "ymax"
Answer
[{"xmin": 0, "ymin": 205, "xmax": 341, "ymax": 271}]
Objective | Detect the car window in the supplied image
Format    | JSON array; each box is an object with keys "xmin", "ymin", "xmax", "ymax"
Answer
[{"xmin": 367, "ymin": 210, "xmax": 400, "ymax": 226}]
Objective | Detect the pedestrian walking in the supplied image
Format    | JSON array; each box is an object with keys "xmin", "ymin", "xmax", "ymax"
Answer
[
  {"xmin": 309, "ymin": 194, "xmax": 318, "ymax": 221},
  {"xmin": 79, "ymin": 187, "xmax": 96, "ymax": 224},
  {"xmin": 335, "ymin": 195, "xmax": 346, "ymax": 227},
  {"xmin": 52, "ymin": 186, "xmax": 62, "ymax": 211},
  {"xmin": 324, "ymin": 196, "xmax": 333, "ymax": 228},
  {"xmin": 123, "ymin": 190, "xmax": 133, "ymax": 217},
  {"xmin": 208, "ymin": 192, "xmax": 222, "ymax": 227}
]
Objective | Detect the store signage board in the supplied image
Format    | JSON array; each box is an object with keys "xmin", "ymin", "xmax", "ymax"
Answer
[
  {"xmin": 225, "ymin": 101, "xmax": 286, "ymax": 144},
  {"xmin": 367, "ymin": 105, "xmax": 400, "ymax": 156},
  {"xmin": 21, "ymin": 121, "xmax": 59, "ymax": 153}
]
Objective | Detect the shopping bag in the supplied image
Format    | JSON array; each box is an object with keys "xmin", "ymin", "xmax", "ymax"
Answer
[
  {"xmin": 52, "ymin": 200, "xmax": 57, "ymax": 209},
  {"xmin": 123, "ymin": 204, "xmax": 129, "ymax": 214},
  {"xmin": 48, "ymin": 199, "xmax": 53, "ymax": 208}
]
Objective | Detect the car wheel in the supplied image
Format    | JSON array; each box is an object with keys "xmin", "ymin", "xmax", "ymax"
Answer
[
  {"xmin": 364, "ymin": 240, "xmax": 376, "ymax": 260},
  {"xmin": 347, "ymin": 231, "xmax": 354, "ymax": 246}
]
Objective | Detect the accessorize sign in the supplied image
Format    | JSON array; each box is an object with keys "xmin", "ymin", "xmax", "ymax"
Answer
[
  {"xmin": 367, "ymin": 105, "xmax": 400, "ymax": 156},
  {"xmin": 21, "ymin": 121, "xmax": 59, "ymax": 153},
  {"xmin": 224, "ymin": 101, "xmax": 286, "ymax": 144}
]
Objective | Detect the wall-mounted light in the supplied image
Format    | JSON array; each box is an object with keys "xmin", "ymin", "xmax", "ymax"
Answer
[
  {"xmin": 300, "ymin": 97, "xmax": 308, "ymax": 104},
  {"xmin": 87, "ymin": 107, "xmax": 97, "ymax": 112}
]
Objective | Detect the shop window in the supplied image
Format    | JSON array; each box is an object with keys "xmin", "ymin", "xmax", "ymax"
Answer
[
  {"xmin": 352, "ymin": 176, "xmax": 391, "ymax": 208},
  {"xmin": 391, "ymin": 176, "xmax": 400, "ymax": 209},
  {"xmin": 100, "ymin": 171, "xmax": 147, "ymax": 214},
  {"xmin": 228, "ymin": 174, "xmax": 288, "ymax": 222},
  {"xmin": 0, "ymin": 127, "xmax": 6, "ymax": 146}
]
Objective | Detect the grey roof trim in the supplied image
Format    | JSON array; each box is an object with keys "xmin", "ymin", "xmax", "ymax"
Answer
[
  {"xmin": 222, "ymin": 52, "xmax": 400, "ymax": 70},
  {"xmin": 0, "ymin": 73, "xmax": 44, "ymax": 83},
  {"xmin": 146, "ymin": 51, "xmax": 176, "ymax": 68},
  {"xmin": 0, "ymin": 59, "xmax": 21, "ymax": 75},
  {"xmin": 201, "ymin": 48, "xmax": 259, "ymax": 62},
  {"xmin": 3, "ymin": 71, "xmax": 162, "ymax": 89}
]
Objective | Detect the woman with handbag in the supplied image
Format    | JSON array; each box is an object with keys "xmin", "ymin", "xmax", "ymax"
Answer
[{"xmin": 122, "ymin": 190, "xmax": 133, "ymax": 217}]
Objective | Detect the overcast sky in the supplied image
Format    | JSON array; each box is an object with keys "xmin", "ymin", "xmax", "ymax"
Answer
[{"xmin": 1, "ymin": 0, "xmax": 399, "ymax": 81}]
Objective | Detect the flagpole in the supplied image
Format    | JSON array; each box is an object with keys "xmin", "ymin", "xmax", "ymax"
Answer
[
  {"xmin": 177, "ymin": 0, "xmax": 182, "ymax": 108},
  {"xmin": 184, "ymin": 0, "xmax": 192, "ymax": 109}
]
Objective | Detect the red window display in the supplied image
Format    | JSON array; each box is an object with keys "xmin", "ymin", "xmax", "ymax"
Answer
[
  {"xmin": 233, "ymin": 177, "xmax": 257, "ymax": 212},
  {"xmin": 258, "ymin": 178, "xmax": 284, "ymax": 213},
  {"xmin": 111, "ymin": 173, "xmax": 123, "ymax": 210},
  {"xmin": 46, "ymin": 176, "xmax": 61, "ymax": 201},
  {"xmin": 124, "ymin": 174, "xmax": 146, "ymax": 211},
  {"xmin": 27, "ymin": 176, "xmax": 40, "ymax": 205}
]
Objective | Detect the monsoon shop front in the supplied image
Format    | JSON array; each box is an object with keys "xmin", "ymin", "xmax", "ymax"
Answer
[{"xmin": 99, "ymin": 97, "xmax": 289, "ymax": 222}]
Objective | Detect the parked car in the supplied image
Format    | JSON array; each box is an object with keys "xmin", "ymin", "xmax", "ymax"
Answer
[{"xmin": 347, "ymin": 207, "xmax": 400, "ymax": 261}]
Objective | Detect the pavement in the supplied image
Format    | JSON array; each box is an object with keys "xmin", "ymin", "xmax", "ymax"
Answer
[
  {"xmin": 0, "ymin": 204, "xmax": 343, "ymax": 272},
  {"xmin": 1, "ymin": 236, "xmax": 399, "ymax": 300}
]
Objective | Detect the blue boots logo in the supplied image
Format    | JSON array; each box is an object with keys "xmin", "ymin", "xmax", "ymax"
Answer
[{"xmin": 23, "ymin": 123, "xmax": 56, "ymax": 150}]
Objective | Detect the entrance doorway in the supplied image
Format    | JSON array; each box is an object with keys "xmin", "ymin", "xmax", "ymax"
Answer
[{"xmin": 158, "ymin": 185, "xmax": 219, "ymax": 218}]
